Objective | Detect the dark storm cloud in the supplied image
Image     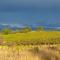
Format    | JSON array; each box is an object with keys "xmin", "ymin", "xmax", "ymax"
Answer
[
  {"xmin": 0, "ymin": 0, "xmax": 60, "ymax": 11},
  {"xmin": 0, "ymin": 0, "xmax": 60, "ymax": 26}
]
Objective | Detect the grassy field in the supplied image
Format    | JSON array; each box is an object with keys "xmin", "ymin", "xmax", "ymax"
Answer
[
  {"xmin": 0, "ymin": 45, "xmax": 60, "ymax": 60},
  {"xmin": 1, "ymin": 31, "xmax": 60, "ymax": 45},
  {"xmin": 0, "ymin": 31, "xmax": 60, "ymax": 60}
]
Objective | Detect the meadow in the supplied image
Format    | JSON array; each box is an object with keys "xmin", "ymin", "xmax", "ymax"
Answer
[
  {"xmin": 0, "ymin": 31, "xmax": 60, "ymax": 60},
  {"xmin": 2, "ymin": 31, "xmax": 60, "ymax": 45}
]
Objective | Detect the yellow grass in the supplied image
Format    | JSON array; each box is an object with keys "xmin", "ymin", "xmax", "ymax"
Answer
[
  {"xmin": 2, "ymin": 31, "xmax": 60, "ymax": 39},
  {"xmin": 1, "ymin": 31, "xmax": 60, "ymax": 44},
  {"xmin": 0, "ymin": 45, "xmax": 60, "ymax": 60},
  {"xmin": 0, "ymin": 31, "xmax": 60, "ymax": 60}
]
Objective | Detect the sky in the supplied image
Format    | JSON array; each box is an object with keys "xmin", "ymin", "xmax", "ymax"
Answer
[{"xmin": 0, "ymin": 0, "xmax": 60, "ymax": 27}]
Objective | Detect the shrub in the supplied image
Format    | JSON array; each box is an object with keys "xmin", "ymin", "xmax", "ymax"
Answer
[
  {"xmin": 1, "ymin": 28, "xmax": 12, "ymax": 34},
  {"xmin": 35, "ymin": 26, "xmax": 44, "ymax": 31},
  {"xmin": 20, "ymin": 26, "xmax": 32, "ymax": 33}
]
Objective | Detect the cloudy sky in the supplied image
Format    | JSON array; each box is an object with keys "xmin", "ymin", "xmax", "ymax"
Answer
[{"xmin": 0, "ymin": 0, "xmax": 60, "ymax": 26}]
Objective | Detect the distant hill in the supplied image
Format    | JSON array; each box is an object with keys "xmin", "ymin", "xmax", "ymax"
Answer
[{"xmin": 0, "ymin": 24, "xmax": 60, "ymax": 31}]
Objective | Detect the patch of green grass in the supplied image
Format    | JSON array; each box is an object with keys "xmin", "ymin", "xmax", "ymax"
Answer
[{"xmin": 0, "ymin": 31, "xmax": 60, "ymax": 45}]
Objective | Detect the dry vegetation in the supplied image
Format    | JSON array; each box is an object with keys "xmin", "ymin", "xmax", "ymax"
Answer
[
  {"xmin": 0, "ymin": 45, "xmax": 60, "ymax": 60},
  {"xmin": 0, "ymin": 31, "xmax": 60, "ymax": 60}
]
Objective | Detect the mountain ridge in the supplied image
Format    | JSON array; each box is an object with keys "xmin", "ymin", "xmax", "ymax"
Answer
[{"xmin": 0, "ymin": 24, "xmax": 60, "ymax": 31}]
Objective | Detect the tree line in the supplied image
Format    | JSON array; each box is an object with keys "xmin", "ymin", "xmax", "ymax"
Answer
[{"xmin": 0, "ymin": 26, "xmax": 44, "ymax": 34}]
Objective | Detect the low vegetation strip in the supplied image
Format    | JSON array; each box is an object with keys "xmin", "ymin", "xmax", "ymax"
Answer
[{"xmin": 0, "ymin": 31, "xmax": 60, "ymax": 46}]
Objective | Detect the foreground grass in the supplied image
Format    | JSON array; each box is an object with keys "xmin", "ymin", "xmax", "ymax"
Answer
[
  {"xmin": 0, "ymin": 45, "xmax": 60, "ymax": 60},
  {"xmin": 0, "ymin": 31, "xmax": 60, "ymax": 60}
]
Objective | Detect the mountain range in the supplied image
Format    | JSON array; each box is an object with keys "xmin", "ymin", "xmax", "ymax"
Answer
[{"xmin": 0, "ymin": 24, "xmax": 60, "ymax": 31}]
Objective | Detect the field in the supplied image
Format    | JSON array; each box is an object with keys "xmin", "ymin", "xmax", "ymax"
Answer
[
  {"xmin": 0, "ymin": 45, "xmax": 60, "ymax": 60},
  {"xmin": 0, "ymin": 31, "xmax": 60, "ymax": 60},
  {"xmin": 1, "ymin": 31, "xmax": 60, "ymax": 45}
]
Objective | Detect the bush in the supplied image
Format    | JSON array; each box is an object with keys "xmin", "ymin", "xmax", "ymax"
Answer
[
  {"xmin": 35, "ymin": 26, "xmax": 44, "ymax": 31},
  {"xmin": 20, "ymin": 26, "xmax": 32, "ymax": 33},
  {"xmin": 1, "ymin": 28, "xmax": 12, "ymax": 34}
]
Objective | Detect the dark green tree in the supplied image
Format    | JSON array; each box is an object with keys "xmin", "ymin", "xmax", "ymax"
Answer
[
  {"xmin": 20, "ymin": 26, "xmax": 32, "ymax": 33},
  {"xmin": 35, "ymin": 26, "xmax": 44, "ymax": 31},
  {"xmin": 1, "ymin": 28, "xmax": 12, "ymax": 34}
]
